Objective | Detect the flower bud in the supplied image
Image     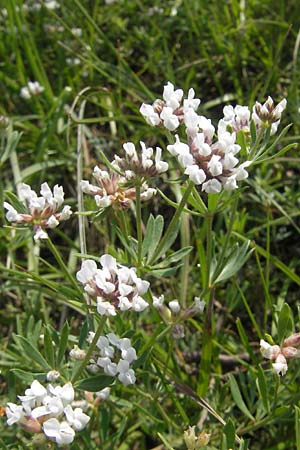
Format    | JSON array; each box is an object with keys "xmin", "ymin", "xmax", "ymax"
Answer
[
  {"xmin": 20, "ymin": 417, "xmax": 42, "ymax": 433},
  {"xmin": 196, "ymin": 431, "xmax": 211, "ymax": 448},
  {"xmin": 184, "ymin": 426, "xmax": 196, "ymax": 450},
  {"xmin": 283, "ymin": 333, "xmax": 300, "ymax": 348},
  {"xmin": 69, "ymin": 345, "xmax": 86, "ymax": 360},
  {"xmin": 282, "ymin": 346, "xmax": 299, "ymax": 359},
  {"xmin": 46, "ymin": 370, "xmax": 60, "ymax": 382}
]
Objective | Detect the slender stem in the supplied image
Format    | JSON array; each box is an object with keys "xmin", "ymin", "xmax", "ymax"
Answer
[
  {"xmin": 205, "ymin": 213, "xmax": 213, "ymax": 292},
  {"xmin": 149, "ymin": 181, "xmax": 194, "ymax": 265},
  {"xmin": 135, "ymin": 182, "xmax": 143, "ymax": 270},
  {"xmin": 46, "ymin": 237, "xmax": 82, "ymax": 297},
  {"xmin": 77, "ymin": 100, "xmax": 87, "ymax": 256},
  {"xmin": 71, "ymin": 316, "xmax": 106, "ymax": 383}
]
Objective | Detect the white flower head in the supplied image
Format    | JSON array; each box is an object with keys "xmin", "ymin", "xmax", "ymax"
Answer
[{"xmin": 43, "ymin": 418, "xmax": 75, "ymax": 445}]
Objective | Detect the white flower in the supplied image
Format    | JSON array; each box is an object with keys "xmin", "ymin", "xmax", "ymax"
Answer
[
  {"xmin": 193, "ymin": 133, "xmax": 211, "ymax": 156},
  {"xmin": 160, "ymin": 106, "xmax": 180, "ymax": 131},
  {"xmin": 163, "ymin": 81, "xmax": 183, "ymax": 110},
  {"xmin": 48, "ymin": 382, "xmax": 74, "ymax": 406},
  {"xmin": 76, "ymin": 259, "xmax": 98, "ymax": 284},
  {"xmin": 18, "ymin": 380, "xmax": 47, "ymax": 407},
  {"xmin": 20, "ymin": 81, "xmax": 44, "ymax": 99},
  {"xmin": 6, "ymin": 403, "xmax": 24, "ymax": 426},
  {"xmin": 43, "ymin": 418, "xmax": 75, "ymax": 445},
  {"xmin": 183, "ymin": 88, "xmax": 201, "ymax": 112},
  {"xmin": 169, "ymin": 299, "xmax": 181, "ymax": 313},
  {"xmin": 194, "ymin": 297, "xmax": 206, "ymax": 312},
  {"xmin": 47, "ymin": 215, "xmax": 59, "ymax": 228},
  {"xmin": 207, "ymin": 155, "xmax": 223, "ymax": 177},
  {"xmin": 153, "ymin": 294, "xmax": 165, "ymax": 309},
  {"xmin": 184, "ymin": 165, "xmax": 206, "ymax": 185},
  {"xmin": 131, "ymin": 296, "xmax": 149, "ymax": 312},
  {"xmin": 139, "ymin": 103, "xmax": 161, "ymax": 126},
  {"xmin": 64, "ymin": 405, "xmax": 90, "ymax": 431},
  {"xmin": 117, "ymin": 360, "xmax": 136, "ymax": 385},
  {"xmin": 202, "ymin": 179, "xmax": 222, "ymax": 194},
  {"xmin": 3, "ymin": 202, "xmax": 22, "ymax": 222},
  {"xmin": 96, "ymin": 387, "xmax": 110, "ymax": 400},
  {"xmin": 97, "ymin": 299, "xmax": 117, "ymax": 316},
  {"xmin": 272, "ymin": 354, "xmax": 288, "ymax": 376},
  {"xmin": 60, "ymin": 205, "xmax": 72, "ymax": 220},
  {"xmin": 34, "ymin": 227, "xmax": 48, "ymax": 241},
  {"xmin": 155, "ymin": 147, "xmax": 169, "ymax": 173},
  {"xmin": 260, "ymin": 339, "xmax": 280, "ymax": 360}
]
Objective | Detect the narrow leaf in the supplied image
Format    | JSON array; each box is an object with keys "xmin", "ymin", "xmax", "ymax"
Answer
[
  {"xmin": 15, "ymin": 335, "xmax": 50, "ymax": 370},
  {"xmin": 228, "ymin": 373, "xmax": 254, "ymax": 420},
  {"xmin": 57, "ymin": 322, "xmax": 70, "ymax": 367},
  {"xmin": 78, "ymin": 374, "xmax": 113, "ymax": 392},
  {"xmin": 277, "ymin": 303, "xmax": 293, "ymax": 344}
]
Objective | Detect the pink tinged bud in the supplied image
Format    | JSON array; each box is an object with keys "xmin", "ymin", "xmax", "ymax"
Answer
[
  {"xmin": 282, "ymin": 346, "xmax": 299, "ymax": 358},
  {"xmin": 20, "ymin": 417, "xmax": 42, "ymax": 433},
  {"xmin": 283, "ymin": 333, "xmax": 300, "ymax": 348}
]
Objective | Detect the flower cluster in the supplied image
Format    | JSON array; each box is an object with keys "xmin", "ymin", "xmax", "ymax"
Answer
[
  {"xmin": 87, "ymin": 332, "xmax": 137, "ymax": 385},
  {"xmin": 184, "ymin": 425, "xmax": 211, "ymax": 450},
  {"xmin": 20, "ymin": 81, "xmax": 44, "ymax": 99},
  {"xmin": 140, "ymin": 82, "xmax": 287, "ymax": 193},
  {"xmin": 113, "ymin": 141, "xmax": 168, "ymax": 179},
  {"xmin": 81, "ymin": 166, "xmax": 157, "ymax": 210},
  {"xmin": 4, "ymin": 182, "xmax": 72, "ymax": 241},
  {"xmin": 252, "ymin": 96, "xmax": 287, "ymax": 135},
  {"xmin": 6, "ymin": 380, "xmax": 90, "ymax": 445},
  {"xmin": 260, "ymin": 333, "xmax": 300, "ymax": 376},
  {"xmin": 140, "ymin": 81, "xmax": 200, "ymax": 131},
  {"xmin": 76, "ymin": 254, "xmax": 149, "ymax": 316}
]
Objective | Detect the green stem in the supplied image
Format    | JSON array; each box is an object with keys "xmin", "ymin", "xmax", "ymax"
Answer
[
  {"xmin": 135, "ymin": 182, "xmax": 143, "ymax": 270},
  {"xmin": 71, "ymin": 316, "xmax": 106, "ymax": 383},
  {"xmin": 77, "ymin": 100, "xmax": 87, "ymax": 256},
  {"xmin": 197, "ymin": 287, "xmax": 215, "ymax": 396},
  {"xmin": 149, "ymin": 181, "xmax": 194, "ymax": 265},
  {"xmin": 205, "ymin": 213, "xmax": 214, "ymax": 292},
  {"xmin": 46, "ymin": 237, "xmax": 82, "ymax": 297}
]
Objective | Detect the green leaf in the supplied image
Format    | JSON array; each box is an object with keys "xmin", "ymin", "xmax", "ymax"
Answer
[
  {"xmin": 11, "ymin": 369, "xmax": 46, "ymax": 384},
  {"xmin": 14, "ymin": 335, "xmax": 50, "ymax": 370},
  {"xmin": 228, "ymin": 373, "xmax": 254, "ymax": 420},
  {"xmin": 141, "ymin": 214, "xmax": 155, "ymax": 258},
  {"xmin": 44, "ymin": 327, "xmax": 55, "ymax": 368},
  {"xmin": 256, "ymin": 364, "xmax": 269, "ymax": 414},
  {"xmin": 154, "ymin": 219, "xmax": 181, "ymax": 262},
  {"xmin": 223, "ymin": 418, "xmax": 235, "ymax": 449},
  {"xmin": 277, "ymin": 303, "xmax": 293, "ymax": 345},
  {"xmin": 156, "ymin": 246, "xmax": 193, "ymax": 267},
  {"xmin": 0, "ymin": 131, "xmax": 22, "ymax": 165},
  {"xmin": 77, "ymin": 374, "xmax": 113, "ymax": 392},
  {"xmin": 146, "ymin": 215, "xmax": 164, "ymax": 263},
  {"xmin": 214, "ymin": 241, "xmax": 253, "ymax": 284},
  {"xmin": 57, "ymin": 322, "xmax": 70, "ymax": 367}
]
